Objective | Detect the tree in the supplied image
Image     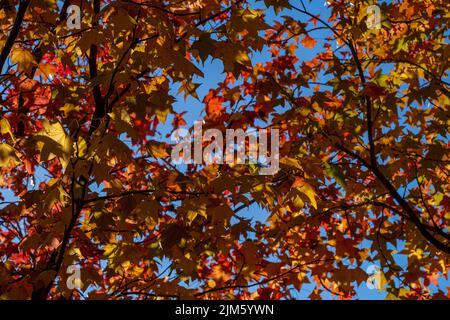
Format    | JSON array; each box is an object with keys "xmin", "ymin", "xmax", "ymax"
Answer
[{"xmin": 0, "ymin": 0, "xmax": 448, "ymax": 300}]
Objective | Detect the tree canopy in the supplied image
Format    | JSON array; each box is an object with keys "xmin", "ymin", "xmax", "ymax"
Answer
[{"xmin": 0, "ymin": 0, "xmax": 449, "ymax": 300}]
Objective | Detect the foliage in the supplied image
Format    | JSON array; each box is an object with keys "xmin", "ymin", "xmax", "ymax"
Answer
[{"xmin": 0, "ymin": 0, "xmax": 449, "ymax": 300}]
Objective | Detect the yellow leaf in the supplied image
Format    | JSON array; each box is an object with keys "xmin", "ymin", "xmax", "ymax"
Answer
[
  {"xmin": 0, "ymin": 143, "xmax": 19, "ymax": 167},
  {"xmin": 34, "ymin": 120, "xmax": 73, "ymax": 169},
  {"xmin": 146, "ymin": 140, "xmax": 169, "ymax": 158},
  {"xmin": 292, "ymin": 192, "xmax": 304, "ymax": 208},
  {"xmin": 0, "ymin": 118, "xmax": 14, "ymax": 141},
  {"xmin": 302, "ymin": 184, "xmax": 318, "ymax": 209},
  {"xmin": 280, "ymin": 157, "xmax": 302, "ymax": 170},
  {"xmin": 11, "ymin": 47, "xmax": 35, "ymax": 70},
  {"xmin": 104, "ymin": 244, "xmax": 117, "ymax": 258},
  {"xmin": 36, "ymin": 62, "xmax": 56, "ymax": 80},
  {"xmin": 292, "ymin": 177, "xmax": 318, "ymax": 209}
]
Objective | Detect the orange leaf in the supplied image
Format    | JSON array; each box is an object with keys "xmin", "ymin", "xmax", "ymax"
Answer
[{"xmin": 301, "ymin": 35, "xmax": 317, "ymax": 48}]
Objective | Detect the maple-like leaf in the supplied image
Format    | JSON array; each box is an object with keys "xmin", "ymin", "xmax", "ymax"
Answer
[{"xmin": 0, "ymin": 0, "xmax": 448, "ymax": 302}]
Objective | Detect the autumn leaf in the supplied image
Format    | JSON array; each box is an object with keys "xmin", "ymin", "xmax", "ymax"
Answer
[
  {"xmin": 301, "ymin": 35, "xmax": 317, "ymax": 48},
  {"xmin": 204, "ymin": 91, "xmax": 225, "ymax": 120},
  {"xmin": 0, "ymin": 143, "xmax": 20, "ymax": 167},
  {"xmin": 34, "ymin": 120, "xmax": 73, "ymax": 169},
  {"xmin": 146, "ymin": 140, "xmax": 169, "ymax": 158},
  {"xmin": 10, "ymin": 47, "xmax": 35, "ymax": 70},
  {"xmin": 0, "ymin": 0, "xmax": 448, "ymax": 301},
  {"xmin": 0, "ymin": 118, "xmax": 14, "ymax": 141}
]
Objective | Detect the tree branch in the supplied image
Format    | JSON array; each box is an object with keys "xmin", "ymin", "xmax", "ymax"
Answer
[{"xmin": 0, "ymin": 0, "xmax": 31, "ymax": 73}]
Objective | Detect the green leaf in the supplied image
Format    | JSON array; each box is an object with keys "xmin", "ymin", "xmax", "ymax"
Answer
[{"xmin": 324, "ymin": 162, "xmax": 346, "ymax": 188}]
